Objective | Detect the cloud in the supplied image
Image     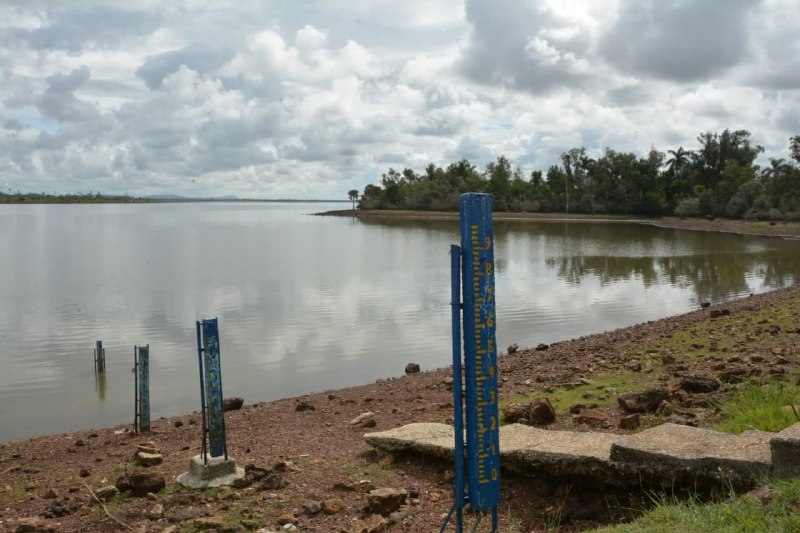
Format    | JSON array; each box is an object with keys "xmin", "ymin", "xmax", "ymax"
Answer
[{"xmin": 598, "ymin": 0, "xmax": 758, "ymax": 82}]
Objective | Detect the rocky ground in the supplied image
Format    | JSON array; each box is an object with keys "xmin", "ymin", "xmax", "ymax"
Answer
[{"xmin": 2, "ymin": 218, "xmax": 800, "ymax": 533}]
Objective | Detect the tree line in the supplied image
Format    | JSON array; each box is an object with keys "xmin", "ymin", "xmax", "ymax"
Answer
[{"xmin": 356, "ymin": 130, "xmax": 800, "ymax": 219}]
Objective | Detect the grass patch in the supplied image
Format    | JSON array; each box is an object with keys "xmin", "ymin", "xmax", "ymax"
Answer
[
  {"xmin": 502, "ymin": 371, "xmax": 661, "ymax": 422},
  {"xmin": 715, "ymin": 382, "xmax": 800, "ymax": 434},
  {"xmin": 0, "ymin": 484, "xmax": 27, "ymax": 505},
  {"xmin": 592, "ymin": 478, "xmax": 800, "ymax": 532}
]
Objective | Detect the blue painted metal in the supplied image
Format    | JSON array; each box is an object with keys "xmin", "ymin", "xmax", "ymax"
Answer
[
  {"xmin": 137, "ymin": 345, "xmax": 151, "ymax": 432},
  {"xmin": 201, "ymin": 318, "xmax": 227, "ymax": 458},
  {"xmin": 196, "ymin": 321, "xmax": 208, "ymax": 462},
  {"xmin": 459, "ymin": 193, "xmax": 500, "ymax": 513},
  {"xmin": 440, "ymin": 244, "xmax": 465, "ymax": 533}
]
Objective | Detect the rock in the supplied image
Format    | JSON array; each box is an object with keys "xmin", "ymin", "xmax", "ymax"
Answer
[
  {"xmin": 78, "ymin": 468, "xmax": 90, "ymax": 478},
  {"xmin": 661, "ymin": 354, "xmax": 676, "ymax": 365},
  {"xmin": 135, "ymin": 451, "xmax": 164, "ymax": 467},
  {"xmin": 352, "ymin": 514, "xmax": 388, "ymax": 533},
  {"xmin": 362, "ymin": 418, "xmax": 377, "ymax": 428},
  {"xmin": 745, "ymin": 487, "xmax": 775, "ymax": 505},
  {"xmin": 442, "ymin": 377, "xmax": 454, "ymax": 390},
  {"xmin": 130, "ymin": 472, "xmax": 166, "ymax": 496},
  {"xmin": 232, "ymin": 474, "xmax": 254, "ymax": 489},
  {"xmin": 42, "ymin": 488, "xmax": 57, "ymax": 499},
  {"xmin": 700, "ymin": 302, "xmax": 711, "ymax": 308},
  {"xmin": 350, "ymin": 412, "xmax": 377, "ymax": 425},
  {"xmin": 174, "ymin": 420, "xmax": 184, "ymax": 428},
  {"xmin": 680, "ymin": 376, "xmax": 720, "ymax": 394},
  {"xmin": 137, "ymin": 442, "xmax": 160, "ymax": 454},
  {"xmin": 223, "ymin": 397, "xmax": 244, "ymax": 412},
  {"xmin": 367, "ymin": 487, "xmax": 407, "ymax": 514},
  {"xmin": 617, "ymin": 389, "xmax": 670, "ymax": 413},
  {"xmin": 572, "ymin": 409, "xmax": 610, "ymax": 427},
  {"xmin": 94, "ymin": 485, "xmax": 119, "ymax": 501},
  {"xmin": 322, "ymin": 498, "xmax": 344, "ymax": 514},
  {"xmin": 295, "ymin": 400, "xmax": 315, "ymax": 412},
  {"xmin": 404, "ymin": 363, "xmax": 421, "ymax": 374},
  {"xmin": 14, "ymin": 517, "xmax": 60, "ymax": 532},
  {"xmin": 527, "ymin": 397, "xmax": 556, "ymax": 425},
  {"xmin": 276, "ymin": 514, "xmax": 296, "ymax": 525},
  {"xmin": 535, "ymin": 343, "xmax": 549, "ymax": 351},
  {"xmin": 115, "ymin": 476, "xmax": 132, "ymax": 493},
  {"xmin": 148, "ymin": 503, "xmax": 164, "ymax": 520},
  {"xmin": 507, "ymin": 343, "xmax": 519, "ymax": 354},
  {"xmin": 256, "ymin": 473, "xmax": 284, "ymax": 491},
  {"xmin": 718, "ymin": 368, "xmax": 747, "ymax": 383},
  {"xmin": 501, "ymin": 402, "xmax": 527, "ymax": 424},
  {"xmin": 619, "ymin": 414, "xmax": 640, "ymax": 430},
  {"xmin": 194, "ymin": 517, "xmax": 227, "ymax": 530},
  {"xmin": 302, "ymin": 501, "xmax": 322, "ymax": 515}
]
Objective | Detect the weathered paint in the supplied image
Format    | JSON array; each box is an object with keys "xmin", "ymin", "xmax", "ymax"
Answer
[
  {"xmin": 449, "ymin": 244, "xmax": 465, "ymax": 531},
  {"xmin": 137, "ymin": 345, "xmax": 150, "ymax": 432},
  {"xmin": 459, "ymin": 193, "xmax": 500, "ymax": 513},
  {"xmin": 201, "ymin": 318, "xmax": 226, "ymax": 457}
]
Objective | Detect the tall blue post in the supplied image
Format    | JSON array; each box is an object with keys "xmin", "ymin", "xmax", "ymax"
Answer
[
  {"xmin": 197, "ymin": 318, "xmax": 227, "ymax": 460},
  {"xmin": 441, "ymin": 193, "xmax": 500, "ymax": 533},
  {"xmin": 461, "ymin": 193, "xmax": 500, "ymax": 521},
  {"xmin": 136, "ymin": 345, "xmax": 150, "ymax": 432}
]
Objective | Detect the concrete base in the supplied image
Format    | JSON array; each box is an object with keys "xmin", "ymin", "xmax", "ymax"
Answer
[{"xmin": 176, "ymin": 454, "xmax": 245, "ymax": 488}]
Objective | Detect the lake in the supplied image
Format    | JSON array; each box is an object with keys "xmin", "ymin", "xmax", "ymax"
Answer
[{"xmin": 1, "ymin": 202, "xmax": 798, "ymax": 442}]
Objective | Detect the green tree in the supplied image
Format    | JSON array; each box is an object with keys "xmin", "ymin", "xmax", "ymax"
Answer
[{"xmin": 348, "ymin": 189, "xmax": 359, "ymax": 211}]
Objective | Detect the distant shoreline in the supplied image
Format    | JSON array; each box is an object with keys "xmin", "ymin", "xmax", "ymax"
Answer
[
  {"xmin": 0, "ymin": 196, "xmax": 348, "ymax": 204},
  {"xmin": 317, "ymin": 209, "xmax": 800, "ymax": 240}
]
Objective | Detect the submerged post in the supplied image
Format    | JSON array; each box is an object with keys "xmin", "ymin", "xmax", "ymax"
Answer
[
  {"xmin": 94, "ymin": 340, "xmax": 105, "ymax": 373},
  {"xmin": 134, "ymin": 345, "xmax": 150, "ymax": 433},
  {"xmin": 441, "ymin": 193, "xmax": 500, "ymax": 533}
]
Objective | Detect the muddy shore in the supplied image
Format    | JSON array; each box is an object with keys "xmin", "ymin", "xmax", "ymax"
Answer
[{"xmin": 2, "ymin": 217, "xmax": 799, "ymax": 532}]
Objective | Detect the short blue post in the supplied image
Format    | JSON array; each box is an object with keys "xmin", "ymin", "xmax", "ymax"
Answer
[
  {"xmin": 197, "ymin": 318, "xmax": 228, "ymax": 460},
  {"xmin": 136, "ymin": 345, "xmax": 151, "ymax": 433}
]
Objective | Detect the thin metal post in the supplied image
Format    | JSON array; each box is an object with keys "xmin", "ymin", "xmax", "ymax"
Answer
[
  {"xmin": 196, "ymin": 321, "xmax": 208, "ymax": 464},
  {"xmin": 134, "ymin": 346, "xmax": 139, "ymax": 433},
  {"xmin": 95, "ymin": 340, "xmax": 105, "ymax": 373},
  {"xmin": 137, "ymin": 345, "xmax": 151, "ymax": 433},
  {"xmin": 451, "ymin": 244, "xmax": 465, "ymax": 532}
]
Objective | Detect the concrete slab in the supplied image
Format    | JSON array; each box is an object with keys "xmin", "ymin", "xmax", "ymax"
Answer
[
  {"xmin": 610, "ymin": 423, "xmax": 772, "ymax": 486},
  {"xmin": 363, "ymin": 423, "xmax": 455, "ymax": 459},
  {"xmin": 771, "ymin": 422, "xmax": 800, "ymax": 479},
  {"xmin": 176, "ymin": 454, "xmax": 246, "ymax": 489}
]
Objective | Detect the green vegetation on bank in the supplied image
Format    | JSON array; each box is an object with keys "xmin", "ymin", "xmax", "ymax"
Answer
[
  {"xmin": 593, "ymin": 478, "xmax": 800, "ymax": 533},
  {"xmin": 0, "ymin": 191, "xmax": 154, "ymax": 204},
  {"xmin": 357, "ymin": 130, "xmax": 800, "ymax": 220}
]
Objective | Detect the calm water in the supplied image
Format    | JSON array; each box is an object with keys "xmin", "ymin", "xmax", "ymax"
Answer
[{"xmin": 1, "ymin": 203, "xmax": 798, "ymax": 442}]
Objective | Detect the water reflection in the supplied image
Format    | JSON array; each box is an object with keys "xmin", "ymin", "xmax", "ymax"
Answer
[{"xmin": 0, "ymin": 204, "xmax": 798, "ymax": 442}]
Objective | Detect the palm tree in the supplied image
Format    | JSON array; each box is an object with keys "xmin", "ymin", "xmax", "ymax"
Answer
[
  {"xmin": 666, "ymin": 147, "xmax": 692, "ymax": 175},
  {"xmin": 348, "ymin": 189, "xmax": 359, "ymax": 211}
]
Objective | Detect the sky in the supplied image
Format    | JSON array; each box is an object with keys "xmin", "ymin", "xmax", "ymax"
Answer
[{"xmin": 1, "ymin": 0, "xmax": 798, "ymax": 199}]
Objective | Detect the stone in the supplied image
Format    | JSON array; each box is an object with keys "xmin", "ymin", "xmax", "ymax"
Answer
[
  {"xmin": 174, "ymin": 420, "xmax": 184, "ymax": 428},
  {"xmin": 95, "ymin": 485, "xmax": 119, "ymax": 501},
  {"xmin": 352, "ymin": 514, "xmax": 388, "ymax": 533},
  {"xmin": 527, "ymin": 397, "xmax": 556, "ymax": 425},
  {"xmin": 322, "ymin": 498, "xmax": 344, "ymax": 514},
  {"xmin": 194, "ymin": 517, "xmax": 227, "ymax": 530},
  {"xmin": 130, "ymin": 472, "xmax": 166, "ymax": 497},
  {"xmin": 609, "ymin": 423, "xmax": 771, "ymax": 487},
  {"xmin": 115, "ymin": 476, "xmax": 132, "ymax": 493},
  {"xmin": 257, "ymin": 473, "xmax": 284, "ymax": 491},
  {"xmin": 535, "ymin": 343, "xmax": 549, "ymax": 351},
  {"xmin": 404, "ymin": 363, "xmax": 421, "ymax": 374},
  {"xmin": 14, "ymin": 517, "xmax": 60, "ymax": 532},
  {"xmin": 223, "ymin": 397, "xmax": 244, "ymax": 412},
  {"xmin": 295, "ymin": 400, "xmax": 315, "ymax": 412},
  {"xmin": 507, "ymin": 343, "xmax": 519, "ymax": 354},
  {"xmin": 501, "ymin": 402, "xmax": 528, "ymax": 424},
  {"xmin": 350, "ymin": 412, "xmax": 377, "ymax": 425},
  {"xmin": 78, "ymin": 468, "xmax": 90, "ymax": 478},
  {"xmin": 148, "ymin": 503, "xmax": 164, "ymax": 520},
  {"xmin": 619, "ymin": 414, "xmax": 640, "ymax": 430},
  {"xmin": 367, "ymin": 488, "xmax": 407, "ymax": 514},
  {"xmin": 276, "ymin": 514, "xmax": 296, "ymax": 525},
  {"xmin": 745, "ymin": 487, "xmax": 775, "ymax": 505},
  {"xmin": 137, "ymin": 442, "xmax": 160, "ymax": 454},
  {"xmin": 42, "ymin": 488, "xmax": 57, "ymax": 499},
  {"xmin": 770, "ymin": 422, "xmax": 800, "ymax": 479},
  {"xmin": 135, "ymin": 451, "xmax": 164, "ymax": 467},
  {"xmin": 617, "ymin": 389, "xmax": 670, "ymax": 413},
  {"xmin": 680, "ymin": 376, "xmax": 720, "ymax": 394},
  {"xmin": 177, "ymin": 455, "xmax": 246, "ymax": 489},
  {"xmin": 302, "ymin": 501, "xmax": 321, "ymax": 515},
  {"xmin": 572, "ymin": 409, "xmax": 610, "ymax": 427}
]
